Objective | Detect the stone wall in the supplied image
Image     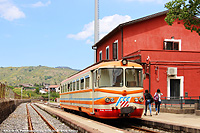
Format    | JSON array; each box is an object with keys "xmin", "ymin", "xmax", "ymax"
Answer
[
  {"xmin": 152, "ymin": 107, "xmax": 195, "ymax": 114},
  {"xmin": 0, "ymin": 99, "xmax": 31, "ymax": 124},
  {"xmin": 195, "ymin": 103, "xmax": 200, "ymax": 116}
]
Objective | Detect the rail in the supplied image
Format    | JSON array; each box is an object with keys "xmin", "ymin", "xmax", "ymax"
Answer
[
  {"xmin": 26, "ymin": 103, "xmax": 59, "ymax": 133},
  {"xmin": 130, "ymin": 125, "xmax": 159, "ymax": 133},
  {"xmin": 26, "ymin": 104, "xmax": 34, "ymax": 133},
  {"xmin": 30, "ymin": 104, "xmax": 59, "ymax": 133}
]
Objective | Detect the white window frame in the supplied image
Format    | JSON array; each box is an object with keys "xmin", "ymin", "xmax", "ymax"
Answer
[
  {"xmin": 99, "ymin": 50, "xmax": 102, "ymax": 61},
  {"xmin": 164, "ymin": 39, "xmax": 181, "ymax": 51},
  {"xmin": 106, "ymin": 46, "xmax": 109, "ymax": 60},
  {"xmin": 167, "ymin": 76, "xmax": 184, "ymax": 99}
]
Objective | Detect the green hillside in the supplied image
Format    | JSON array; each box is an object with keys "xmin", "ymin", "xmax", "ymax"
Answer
[{"xmin": 0, "ymin": 66, "xmax": 78, "ymax": 86}]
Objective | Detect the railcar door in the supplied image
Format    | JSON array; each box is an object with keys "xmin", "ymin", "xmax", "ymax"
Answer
[{"xmin": 91, "ymin": 69, "xmax": 98, "ymax": 114}]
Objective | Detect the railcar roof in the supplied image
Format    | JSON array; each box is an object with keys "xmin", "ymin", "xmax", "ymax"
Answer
[{"xmin": 61, "ymin": 60, "xmax": 142, "ymax": 84}]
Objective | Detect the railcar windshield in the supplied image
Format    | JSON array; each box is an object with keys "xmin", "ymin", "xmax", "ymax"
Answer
[
  {"xmin": 125, "ymin": 68, "xmax": 143, "ymax": 87},
  {"xmin": 98, "ymin": 68, "xmax": 123, "ymax": 87}
]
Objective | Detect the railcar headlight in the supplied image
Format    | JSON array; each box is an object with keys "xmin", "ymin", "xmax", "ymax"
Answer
[
  {"xmin": 105, "ymin": 97, "xmax": 111, "ymax": 103},
  {"xmin": 122, "ymin": 59, "xmax": 128, "ymax": 65},
  {"xmin": 134, "ymin": 98, "xmax": 139, "ymax": 102},
  {"xmin": 139, "ymin": 97, "xmax": 144, "ymax": 102},
  {"xmin": 110, "ymin": 98, "xmax": 115, "ymax": 102}
]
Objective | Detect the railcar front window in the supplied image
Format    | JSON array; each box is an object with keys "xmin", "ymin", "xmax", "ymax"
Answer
[
  {"xmin": 126, "ymin": 69, "xmax": 142, "ymax": 87},
  {"xmin": 99, "ymin": 68, "xmax": 123, "ymax": 87}
]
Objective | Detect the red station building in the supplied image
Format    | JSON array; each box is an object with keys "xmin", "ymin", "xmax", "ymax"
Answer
[{"xmin": 92, "ymin": 11, "xmax": 200, "ymax": 99}]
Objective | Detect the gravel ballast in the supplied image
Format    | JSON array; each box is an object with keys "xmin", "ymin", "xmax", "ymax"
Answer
[{"xmin": 0, "ymin": 103, "xmax": 76, "ymax": 133}]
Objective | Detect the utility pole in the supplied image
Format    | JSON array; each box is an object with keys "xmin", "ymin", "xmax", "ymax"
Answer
[
  {"xmin": 94, "ymin": 0, "xmax": 99, "ymax": 63},
  {"xmin": 21, "ymin": 87, "xmax": 23, "ymax": 100},
  {"xmin": 48, "ymin": 86, "xmax": 50, "ymax": 104}
]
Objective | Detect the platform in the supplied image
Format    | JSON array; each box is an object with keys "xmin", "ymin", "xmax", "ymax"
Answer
[
  {"xmin": 141, "ymin": 111, "xmax": 200, "ymax": 132},
  {"xmin": 35, "ymin": 103, "xmax": 128, "ymax": 133},
  {"xmin": 40, "ymin": 102, "xmax": 200, "ymax": 132}
]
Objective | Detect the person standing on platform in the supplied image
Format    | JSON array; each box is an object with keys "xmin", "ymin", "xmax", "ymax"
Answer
[
  {"xmin": 144, "ymin": 90, "xmax": 153, "ymax": 116},
  {"xmin": 154, "ymin": 89, "xmax": 163, "ymax": 115}
]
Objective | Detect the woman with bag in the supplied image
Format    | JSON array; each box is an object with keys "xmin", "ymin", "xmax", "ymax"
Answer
[
  {"xmin": 144, "ymin": 89, "xmax": 153, "ymax": 116},
  {"xmin": 154, "ymin": 89, "xmax": 163, "ymax": 115}
]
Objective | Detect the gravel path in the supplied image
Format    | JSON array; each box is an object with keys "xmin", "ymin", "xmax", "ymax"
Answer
[{"xmin": 0, "ymin": 103, "xmax": 76, "ymax": 133}]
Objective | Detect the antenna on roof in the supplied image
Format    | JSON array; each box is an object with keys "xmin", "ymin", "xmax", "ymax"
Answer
[{"xmin": 94, "ymin": 0, "xmax": 99, "ymax": 63}]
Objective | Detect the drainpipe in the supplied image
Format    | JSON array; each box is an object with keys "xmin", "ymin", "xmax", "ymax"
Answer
[
  {"xmin": 149, "ymin": 62, "xmax": 151, "ymax": 93},
  {"xmin": 121, "ymin": 27, "xmax": 123, "ymax": 58}
]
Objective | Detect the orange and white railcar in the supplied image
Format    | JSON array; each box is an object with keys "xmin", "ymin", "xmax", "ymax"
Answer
[{"xmin": 60, "ymin": 60, "xmax": 144, "ymax": 119}]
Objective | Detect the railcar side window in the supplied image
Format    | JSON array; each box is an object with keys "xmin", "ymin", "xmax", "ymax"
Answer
[
  {"xmin": 94, "ymin": 70, "xmax": 98, "ymax": 87},
  {"xmin": 76, "ymin": 79, "xmax": 79, "ymax": 90},
  {"xmin": 67, "ymin": 83, "xmax": 70, "ymax": 92},
  {"xmin": 70, "ymin": 82, "xmax": 72, "ymax": 91},
  {"xmin": 81, "ymin": 78, "xmax": 84, "ymax": 90},
  {"xmin": 64, "ymin": 84, "xmax": 66, "ymax": 92},
  {"xmin": 125, "ymin": 68, "xmax": 143, "ymax": 87},
  {"xmin": 73, "ymin": 81, "xmax": 75, "ymax": 91},
  {"xmin": 99, "ymin": 68, "xmax": 123, "ymax": 87},
  {"xmin": 85, "ymin": 76, "xmax": 90, "ymax": 89}
]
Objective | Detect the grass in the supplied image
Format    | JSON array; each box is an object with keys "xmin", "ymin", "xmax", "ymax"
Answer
[{"xmin": 13, "ymin": 87, "xmax": 59, "ymax": 100}]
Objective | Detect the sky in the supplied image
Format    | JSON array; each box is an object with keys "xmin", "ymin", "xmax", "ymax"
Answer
[{"xmin": 0, "ymin": 0, "xmax": 171, "ymax": 70}]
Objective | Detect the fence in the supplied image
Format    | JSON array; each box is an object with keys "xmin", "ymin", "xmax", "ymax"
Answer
[
  {"xmin": 0, "ymin": 82, "xmax": 21, "ymax": 100},
  {"xmin": 161, "ymin": 96, "xmax": 200, "ymax": 109}
]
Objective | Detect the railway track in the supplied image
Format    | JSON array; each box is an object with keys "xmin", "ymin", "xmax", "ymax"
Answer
[
  {"xmin": 26, "ymin": 103, "xmax": 76, "ymax": 133},
  {"xmin": 26, "ymin": 103, "xmax": 58, "ymax": 133},
  {"xmin": 127, "ymin": 125, "xmax": 159, "ymax": 133}
]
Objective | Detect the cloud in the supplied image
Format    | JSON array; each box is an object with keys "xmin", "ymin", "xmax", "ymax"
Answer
[
  {"xmin": 31, "ymin": 1, "xmax": 51, "ymax": 8},
  {"xmin": 67, "ymin": 14, "xmax": 131, "ymax": 44},
  {"xmin": 0, "ymin": 0, "xmax": 25, "ymax": 21}
]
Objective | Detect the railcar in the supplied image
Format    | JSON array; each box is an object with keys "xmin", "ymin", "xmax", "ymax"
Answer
[{"xmin": 60, "ymin": 59, "xmax": 144, "ymax": 119}]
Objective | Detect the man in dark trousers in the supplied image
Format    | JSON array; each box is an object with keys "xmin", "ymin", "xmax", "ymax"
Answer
[{"xmin": 144, "ymin": 89, "xmax": 153, "ymax": 116}]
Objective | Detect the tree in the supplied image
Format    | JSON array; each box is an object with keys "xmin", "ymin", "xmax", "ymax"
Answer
[
  {"xmin": 165, "ymin": 0, "xmax": 200, "ymax": 35},
  {"xmin": 35, "ymin": 87, "xmax": 39, "ymax": 94}
]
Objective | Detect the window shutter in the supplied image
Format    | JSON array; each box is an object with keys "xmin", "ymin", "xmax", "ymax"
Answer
[
  {"xmin": 99, "ymin": 52, "xmax": 102, "ymax": 61},
  {"xmin": 106, "ymin": 48, "xmax": 108, "ymax": 59},
  {"xmin": 163, "ymin": 41, "xmax": 166, "ymax": 50},
  {"xmin": 113, "ymin": 43, "xmax": 117, "ymax": 59},
  {"xmin": 174, "ymin": 42, "xmax": 179, "ymax": 50}
]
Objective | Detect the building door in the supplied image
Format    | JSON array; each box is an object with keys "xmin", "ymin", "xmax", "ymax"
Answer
[{"xmin": 170, "ymin": 79, "xmax": 180, "ymax": 99}]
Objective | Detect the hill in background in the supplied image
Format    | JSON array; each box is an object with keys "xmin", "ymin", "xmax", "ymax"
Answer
[{"xmin": 0, "ymin": 66, "xmax": 78, "ymax": 86}]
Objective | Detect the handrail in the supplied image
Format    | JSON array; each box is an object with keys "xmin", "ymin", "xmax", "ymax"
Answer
[{"xmin": 159, "ymin": 96, "xmax": 200, "ymax": 109}]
